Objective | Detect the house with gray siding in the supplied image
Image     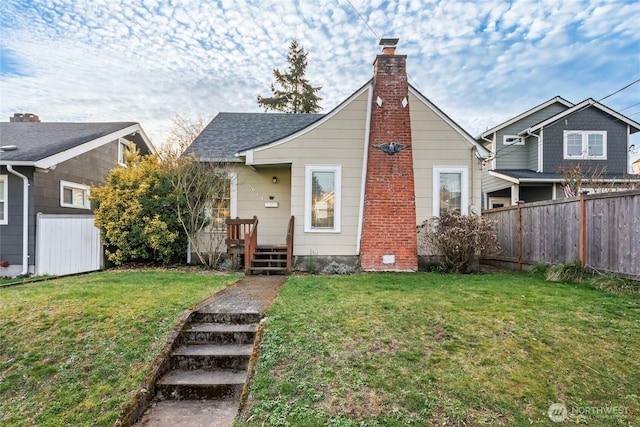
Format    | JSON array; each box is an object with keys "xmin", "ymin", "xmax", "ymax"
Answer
[
  {"xmin": 0, "ymin": 114, "xmax": 155, "ymax": 277},
  {"xmin": 185, "ymin": 39, "xmax": 490, "ymax": 272},
  {"xmin": 477, "ymin": 98, "xmax": 640, "ymax": 208}
]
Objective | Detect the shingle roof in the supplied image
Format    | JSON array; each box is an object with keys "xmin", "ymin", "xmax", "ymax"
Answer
[
  {"xmin": 184, "ymin": 112, "xmax": 325, "ymax": 161},
  {"xmin": 0, "ymin": 122, "xmax": 137, "ymax": 162}
]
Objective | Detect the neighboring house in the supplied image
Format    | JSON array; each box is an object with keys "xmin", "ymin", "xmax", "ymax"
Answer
[
  {"xmin": 185, "ymin": 39, "xmax": 490, "ymax": 272},
  {"xmin": 477, "ymin": 98, "xmax": 640, "ymax": 208},
  {"xmin": 0, "ymin": 114, "xmax": 155, "ymax": 277},
  {"xmin": 633, "ymin": 158, "xmax": 640, "ymax": 175}
]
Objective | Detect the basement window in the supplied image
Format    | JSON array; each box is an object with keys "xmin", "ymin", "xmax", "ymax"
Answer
[
  {"xmin": 60, "ymin": 180, "xmax": 91, "ymax": 210},
  {"xmin": 305, "ymin": 165, "xmax": 341, "ymax": 232},
  {"xmin": 0, "ymin": 175, "xmax": 7, "ymax": 224},
  {"xmin": 433, "ymin": 167, "xmax": 468, "ymax": 216}
]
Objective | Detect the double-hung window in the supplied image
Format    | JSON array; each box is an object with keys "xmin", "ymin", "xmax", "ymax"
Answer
[
  {"xmin": 60, "ymin": 180, "xmax": 91, "ymax": 209},
  {"xmin": 204, "ymin": 172, "xmax": 237, "ymax": 232},
  {"xmin": 305, "ymin": 165, "xmax": 341, "ymax": 232},
  {"xmin": 0, "ymin": 175, "xmax": 7, "ymax": 224},
  {"xmin": 563, "ymin": 131, "xmax": 607, "ymax": 159},
  {"xmin": 433, "ymin": 167, "xmax": 468, "ymax": 216}
]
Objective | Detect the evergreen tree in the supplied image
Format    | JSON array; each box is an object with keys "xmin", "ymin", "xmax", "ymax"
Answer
[{"xmin": 257, "ymin": 39, "xmax": 322, "ymax": 113}]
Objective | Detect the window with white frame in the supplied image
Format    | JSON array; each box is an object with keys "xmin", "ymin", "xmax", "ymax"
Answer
[
  {"xmin": 60, "ymin": 180, "xmax": 91, "ymax": 209},
  {"xmin": 305, "ymin": 165, "xmax": 341, "ymax": 232},
  {"xmin": 563, "ymin": 131, "xmax": 607, "ymax": 159},
  {"xmin": 503, "ymin": 135, "xmax": 524, "ymax": 146},
  {"xmin": 118, "ymin": 139, "xmax": 131, "ymax": 166},
  {"xmin": 433, "ymin": 167, "xmax": 468, "ymax": 216},
  {"xmin": 204, "ymin": 172, "xmax": 237, "ymax": 232},
  {"xmin": 0, "ymin": 175, "xmax": 7, "ymax": 224}
]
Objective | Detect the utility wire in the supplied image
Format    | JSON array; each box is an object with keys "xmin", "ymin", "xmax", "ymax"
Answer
[
  {"xmin": 618, "ymin": 101, "xmax": 640, "ymax": 112},
  {"xmin": 598, "ymin": 78, "xmax": 640, "ymax": 101},
  {"xmin": 346, "ymin": 0, "xmax": 380, "ymax": 40}
]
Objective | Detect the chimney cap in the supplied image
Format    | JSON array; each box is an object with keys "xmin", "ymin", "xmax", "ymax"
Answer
[{"xmin": 379, "ymin": 38, "xmax": 399, "ymax": 47}]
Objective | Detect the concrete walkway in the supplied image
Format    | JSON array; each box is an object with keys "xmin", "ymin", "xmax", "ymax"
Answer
[{"xmin": 135, "ymin": 275, "xmax": 286, "ymax": 427}]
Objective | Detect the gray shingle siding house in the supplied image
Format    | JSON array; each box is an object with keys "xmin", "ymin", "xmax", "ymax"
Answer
[
  {"xmin": 477, "ymin": 97, "xmax": 640, "ymax": 208},
  {"xmin": 0, "ymin": 117, "xmax": 155, "ymax": 277}
]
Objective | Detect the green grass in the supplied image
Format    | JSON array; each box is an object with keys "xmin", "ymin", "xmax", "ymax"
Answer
[
  {"xmin": 0, "ymin": 270, "xmax": 240, "ymax": 426},
  {"xmin": 239, "ymin": 272, "xmax": 640, "ymax": 426}
]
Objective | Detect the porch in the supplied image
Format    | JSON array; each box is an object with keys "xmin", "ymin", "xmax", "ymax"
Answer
[{"xmin": 225, "ymin": 215, "xmax": 294, "ymax": 275}]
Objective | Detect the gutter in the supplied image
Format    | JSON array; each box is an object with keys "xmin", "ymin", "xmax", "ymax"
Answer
[{"xmin": 6, "ymin": 165, "xmax": 30, "ymax": 277}]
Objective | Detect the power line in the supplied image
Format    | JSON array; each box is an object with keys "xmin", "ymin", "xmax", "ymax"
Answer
[
  {"xmin": 345, "ymin": 0, "xmax": 380, "ymax": 40},
  {"xmin": 598, "ymin": 78, "xmax": 640, "ymax": 101},
  {"xmin": 619, "ymin": 102, "xmax": 640, "ymax": 112}
]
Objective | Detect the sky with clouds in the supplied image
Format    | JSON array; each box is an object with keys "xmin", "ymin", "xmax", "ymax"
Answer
[{"xmin": 1, "ymin": 0, "xmax": 639, "ymax": 162}]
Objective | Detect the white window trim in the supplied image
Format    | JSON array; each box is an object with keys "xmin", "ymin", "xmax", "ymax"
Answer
[
  {"xmin": 0, "ymin": 174, "xmax": 8, "ymax": 225},
  {"xmin": 563, "ymin": 130, "xmax": 607, "ymax": 160},
  {"xmin": 304, "ymin": 165, "xmax": 341, "ymax": 233},
  {"xmin": 204, "ymin": 171, "xmax": 237, "ymax": 233},
  {"xmin": 60, "ymin": 180, "xmax": 91, "ymax": 210},
  {"xmin": 433, "ymin": 166, "xmax": 469, "ymax": 216},
  {"xmin": 118, "ymin": 138, "xmax": 130, "ymax": 166},
  {"xmin": 503, "ymin": 135, "xmax": 524, "ymax": 146}
]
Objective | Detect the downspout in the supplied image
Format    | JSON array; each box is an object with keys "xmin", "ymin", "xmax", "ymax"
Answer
[
  {"xmin": 524, "ymin": 128, "xmax": 543, "ymax": 172},
  {"xmin": 356, "ymin": 83, "xmax": 374, "ymax": 255},
  {"xmin": 6, "ymin": 165, "xmax": 30, "ymax": 277}
]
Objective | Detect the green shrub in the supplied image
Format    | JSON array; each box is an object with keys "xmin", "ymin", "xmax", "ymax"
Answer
[
  {"xmin": 591, "ymin": 274, "xmax": 640, "ymax": 294},
  {"xmin": 528, "ymin": 262, "xmax": 550, "ymax": 277},
  {"xmin": 321, "ymin": 261, "xmax": 355, "ymax": 275},
  {"xmin": 546, "ymin": 260, "xmax": 592, "ymax": 283},
  {"xmin": 303, "ymin": 250, "xmax": 318, "ymax": 274},
  {"xmin": 91, "ymin": 146, "xmax": 186, "ymax": 265}
]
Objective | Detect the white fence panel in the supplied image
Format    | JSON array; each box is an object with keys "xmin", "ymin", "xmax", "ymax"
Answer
[{"xmin": 36, "ymin": 214, "xmax": 102, "ymax": 276}]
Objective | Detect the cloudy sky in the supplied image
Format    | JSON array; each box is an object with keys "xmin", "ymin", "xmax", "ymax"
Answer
[{"xmin": 1, "ymin": 0, "xmax": 639, "ymax": 161}]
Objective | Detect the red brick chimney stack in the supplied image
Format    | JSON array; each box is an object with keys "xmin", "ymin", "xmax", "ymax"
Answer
[
  {"xmin": 359, "ymin": 38, "xmax": 418, "ymax": 271},
  {"xmin": 10, "ymin": 113, "xmax": 41, "ymax": 122}
]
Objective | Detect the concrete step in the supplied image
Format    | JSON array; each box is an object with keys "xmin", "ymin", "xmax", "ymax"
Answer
[
  {"xmin": 156, "ymin": 370, "xmax": 246, "ymax": 400},
  {"xmin": 249, "ymin": 266, "xmax": 287, "ymax": 275},
  {"xmin": 170, "ymin": 344, "xmax": 253, "ymax": 370},
  {"xmin": 181, "ymin": 323, "xmax": 258, "ymax": 345},
  {"xmin": 190, "ymin": 311, "xmax": 262, "ymax": 324}
]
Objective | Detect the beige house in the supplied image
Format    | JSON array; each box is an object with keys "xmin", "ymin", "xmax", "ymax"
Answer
[{"xmin": 186, "ymin": 39, "xmax": 489, "ymax": 272}]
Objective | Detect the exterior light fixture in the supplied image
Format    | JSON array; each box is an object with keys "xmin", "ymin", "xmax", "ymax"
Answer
[{"xmin": 272, "ymin": 176, "xmax": 278, "ymax": 184}]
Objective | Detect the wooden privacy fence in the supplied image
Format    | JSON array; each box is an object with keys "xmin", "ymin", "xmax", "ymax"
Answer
[{"xmin": 483, "ymin": 189, "xmax": 640, "ymax": 278}]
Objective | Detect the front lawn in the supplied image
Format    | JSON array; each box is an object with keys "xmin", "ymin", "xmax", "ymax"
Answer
[
  {"xmin": 0, "ymin": 270, "xmax": 240, "ymax": 426},
  {"xmin": 239, "ymin": 272, "xmax": 640, "ymax": 426}
]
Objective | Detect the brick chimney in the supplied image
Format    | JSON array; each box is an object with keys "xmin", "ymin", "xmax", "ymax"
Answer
[
  {"xmin": 360, "ymin": 38, "xmax": 418, "ymax": 271},
  {"xmin": 10, "ymin": 113, "xmax": 40, "ymax": 122}
]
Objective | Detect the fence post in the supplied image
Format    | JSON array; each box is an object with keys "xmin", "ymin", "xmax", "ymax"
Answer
[
  {"xmin": 579, "ymin": 192, "xmax": 586, "ymax": 268},
  {"xmin": 517, "ymin": 201, "xmax": 523, "ymax": 271}
]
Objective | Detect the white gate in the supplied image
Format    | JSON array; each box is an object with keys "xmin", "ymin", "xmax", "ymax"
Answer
[{"xmin": 36, "ymin": 214, "xmax": 102, "ymax": 276}]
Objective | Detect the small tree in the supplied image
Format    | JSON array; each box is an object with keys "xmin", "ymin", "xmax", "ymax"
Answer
[
  {"xmin": 162, "ymin": 114, "xmax": 231, "ymax": 268},
  {"xmin": 418, "ymin": 212, "xmax": 499, "ymax": 273},
  {"xmin": 90, "ymin": 145, "xmax": 186, "ymax": 265},
  {"xmin": 257, "ymin": 39, "xmax": 323, "ymax": 113},
  {"xmin": 559, "ymin": 164, "xmax": 640, "ymax": 196}
]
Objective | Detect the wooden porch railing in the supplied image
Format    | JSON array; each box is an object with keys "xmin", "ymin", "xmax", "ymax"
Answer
[
  {"xmin": 285, "ymin": 215, "xmax": 295, "ymax": 273},
  {"xmin": 225, "ymin": 216, "xmax": 258, "ymax": 274}
]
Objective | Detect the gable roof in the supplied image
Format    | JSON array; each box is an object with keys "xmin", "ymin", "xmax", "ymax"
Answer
[
  {"xmin": 0, "ymin": 122, "xmax": 155, "ymax": 168},
  {"xmin": 477, "ymin": 96, "xmax": 574, "ymax": 139},
  {"xmin": 185, "ymin": 112, "xmax": 325, "ymax": 162},
  {"xmin": 521, "ymin": 98, "xmax": 640, "ymax": 135},
  {"xmin": 191, "ymin": 80, "xmax": 490, "ymax": 161}
]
